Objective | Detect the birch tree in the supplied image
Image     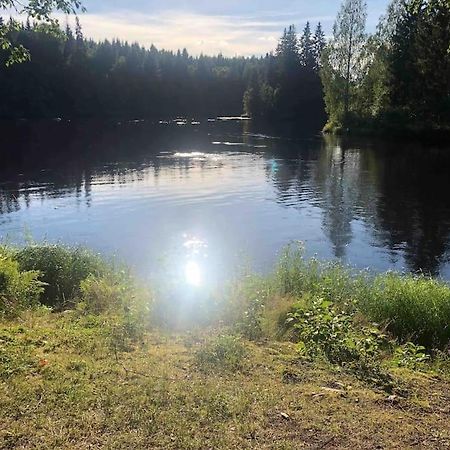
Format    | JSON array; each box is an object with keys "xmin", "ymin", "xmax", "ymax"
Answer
[{"xmin": 322, "ymin": 0, "xmax": 368, "ymax": 124}]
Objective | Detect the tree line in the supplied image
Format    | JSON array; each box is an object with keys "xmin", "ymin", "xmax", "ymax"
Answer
[
  {"xmin": 322, "ymin": 0, "xmax": 450, "ymax": 134},
  {"xmin": 0, "ymin": 18, "xmax": 248, "ymax": 119},
  {"xmin": 0, "ymin": 17, "xmax": 326, "ymax": 123},
  {"xmin": 0, "ymin": 0, "xmax": 448, "ymax": 134}
]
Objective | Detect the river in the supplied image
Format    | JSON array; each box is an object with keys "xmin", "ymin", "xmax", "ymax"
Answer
[{"xmin": 1, "ymin": 119, "xmax": 449, "ymax": 286}]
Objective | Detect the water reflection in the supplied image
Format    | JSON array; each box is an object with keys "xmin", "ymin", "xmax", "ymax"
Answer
[
  {"xmin": 0, "ymin": 120, "xmax": 449, "ymax": 279},
  {"xmin": 185, "ymin": 261, "xmax": 202, "ymax": 287},
  {"xmin": 183, "ymin": 234, "xmax": 208, "ymax": 287}
]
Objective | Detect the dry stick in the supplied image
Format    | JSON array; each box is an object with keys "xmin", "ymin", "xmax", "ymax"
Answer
[{"xmin": 314, "ymin": 437, "xmax": 335, "ymax": 450}]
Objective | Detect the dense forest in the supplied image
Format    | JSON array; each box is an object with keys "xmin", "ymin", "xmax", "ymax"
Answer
[
  {"xmin": 242, "ymin": 23, "xmax": 326, "ymax": 122},
  {"xmin": 322, "ymin": 0, "xmax": 450, "ymax": 134},
  {"xmin": 0, "ymin": 0, "xmax": 449, "ymax": 134},
  {"xmin": 0, "ymin": 17, "xmax": 325, "ymax": 124}
]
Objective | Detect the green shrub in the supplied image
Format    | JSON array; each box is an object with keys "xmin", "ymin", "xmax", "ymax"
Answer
[
  {"xmin": 236, "ymin": 296, "xmax": 265, "ymax": 340},
  {"xmin": 393, "ymin": 343, "xmax": 430, "ymax": 370},
  {"xmin": 16, "ymin": 245, "xmax": 107, "ymax": 308},
  {"xmin": 272, "ymin": 245, "xmax": 450, "ymax": 350},
  {"xmin": 0, "ymin": 251, "xmax": 44, "ymax": 317},
  {"xmin": 285, "ymin": 297, "xmax": 385, "ymax": 365},
  {"xmin": 195, "ymin": 335, "xmax": 247, "ymax": 372},
  {"xmin": 283, "ymin": 297, "xmax": 396, "ymax": 391}
]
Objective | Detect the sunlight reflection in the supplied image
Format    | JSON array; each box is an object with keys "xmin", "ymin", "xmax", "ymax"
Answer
[
  {"xmin": 182, "ymin": 234, "xmax": 208, "ymax": 287},
  {"xmin": 185, "ymin": 260, "xmax": 202, "ymax": 286}
]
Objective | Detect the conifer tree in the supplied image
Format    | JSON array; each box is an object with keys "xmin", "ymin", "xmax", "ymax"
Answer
[
  {"xmin": 276, "ymin": 25, "xmax": 300, "ymax": 75},
  {"xmin": 312, "ymin": 23, "xmax": 326, "ymax": 70},
  {"xmin": 300, "ymin": 22, "xmax": 315, "ymax": 69}
]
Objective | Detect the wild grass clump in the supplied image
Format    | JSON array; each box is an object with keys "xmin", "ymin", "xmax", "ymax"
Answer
[
  {"xmin": 195, "ymin": 334, "xmax": 247, "ymax": 372},
  {"xmin": 274, "ymin": 244, "xmax": 370, "ymax": 307},
  {"xmin": 15, "ymin": 244, "xmax": 107, "ymax": 308},
  {"xmin": 77, "ymin": 273, "xmax": 152, "ymax": 350},
  {"xmin": 361, "ymin": 273, "xmax": 450, "ymax": 349}
]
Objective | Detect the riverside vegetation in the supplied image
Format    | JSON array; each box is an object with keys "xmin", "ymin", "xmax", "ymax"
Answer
[{"xmin": 1, "ymin": 243, "xmax": 450, "ymax": 449}]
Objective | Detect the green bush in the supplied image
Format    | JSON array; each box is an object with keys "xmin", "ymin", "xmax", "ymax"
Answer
[
  {"xmin": 195, "ymin": 335, "xmax": 247, "ymax": 372},
  {"xmin": 0, "ymin": 251, "xmax": 44, "ymax": 317},
  {"xmin": 285, "ymin": 297, "xmax": 385, "ymax": 365},
  {"xmin": 236, "ymin": 296, "xmax": 265, "ymax": 341},
  {"xmin": 393, "ymin": 343, "xmax": 430, "ymax": 370},
  {"xmin": 79, "ymin": 274, "xmax": 126, "ymax": 314},
  {"xmin": 284, "ymin": 297, "xmax": 395, "ymax": 391},
  {"xmin": 16, "ymin": 245, "xmax": 106, "ymax": 308}
]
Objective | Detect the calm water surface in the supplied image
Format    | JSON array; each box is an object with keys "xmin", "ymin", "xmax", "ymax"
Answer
[{"xmin": 1, "ymin": 120, "xmax": 450, "ymax": 285}]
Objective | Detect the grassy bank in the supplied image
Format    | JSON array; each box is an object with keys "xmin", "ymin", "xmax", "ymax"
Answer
[{"xmin": 2, "ymin": 243, "xmax": 450, "ymax": 449}]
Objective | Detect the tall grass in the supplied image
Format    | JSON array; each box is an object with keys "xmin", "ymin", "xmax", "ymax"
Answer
[
  {"xmin": 0, "ymin": 244, "xmax": 153, "ymax": 346},
  {"xmin": 362, "ymin": 273, "xmax": 450, "ymax": 349},
  {"xmin": 274, "ymin": 244, "xmax": 371, "ymax": 306},
  {"xmin": 15, "ymin": 244, "xmax": 107, "ymax": 308},
  {"xmin": 243, "ymin": 244, "xmax": 450, "ymax": 349}
]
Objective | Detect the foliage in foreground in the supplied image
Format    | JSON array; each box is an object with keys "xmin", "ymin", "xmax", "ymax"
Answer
[
  {"xmin": 15, "ymin": 244, "xmax": 107, "ymax": 308},
  {"xmin": 2, "ymin": 242, "xmax": 450, "ymax": 383},
  {"xmin": 268, "ymin": 245, "xmax": 450, "ymax": 350},
  {"xmin": 229, "ymin": 244, "xmax": 450, "ymax": 388},
  {"xmin": 0, "ymin": 0, "xmax": 84, "ymax": 65},
  {"xmin": 2, "ymin": 311, "xmax": 450, "ymax": 449},
  {"xmin": 2, "ymin": 243, "xmax": 450, "ymax": 448},
  {"xmin": 0, "ymin": 244, "xmax": 152, "ymax": 348},
  {"xmin": 0, "ymin": 247, "xmax": 44, "ymax": 317}
]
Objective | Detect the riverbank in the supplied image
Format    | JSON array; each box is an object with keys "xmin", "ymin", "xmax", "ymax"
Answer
[
  {"xmin": 1, "ymin": 244, "xmax": 450, "ymax": 448},
  {"xmin": 323, "ymin": 119, "xmax": 450, "ymax": 144}
]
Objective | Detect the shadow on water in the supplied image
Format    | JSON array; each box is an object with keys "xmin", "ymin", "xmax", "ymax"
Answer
[{"xmin": 0, "ymin": 119, "xmax": 449, "ymax": 278}]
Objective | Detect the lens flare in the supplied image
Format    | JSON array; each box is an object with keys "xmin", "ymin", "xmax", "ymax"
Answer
[{"xmin": 185, "ymin": 260, "xmax": 202, "ymax": 286}]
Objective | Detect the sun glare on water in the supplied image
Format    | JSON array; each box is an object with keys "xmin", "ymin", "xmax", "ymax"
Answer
[{"xmin": 185, "ymin": 260, "xmax": 202, "ymax": 286}]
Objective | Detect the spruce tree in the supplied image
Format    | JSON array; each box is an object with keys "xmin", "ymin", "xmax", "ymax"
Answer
[
  {"xmin": 75, "ymin": 17, "xmax": 84, "ymax": 44},
  {"xmin": 300, "ymin": 22, "xmax": 315, "ymax": 69},
  {"xmin": 312, "ymin": 23, "xmax": 326, "ymax": 70},
  {"xmin": 276, "ymin": 25, "xmax": 300, "ymax": 75}
]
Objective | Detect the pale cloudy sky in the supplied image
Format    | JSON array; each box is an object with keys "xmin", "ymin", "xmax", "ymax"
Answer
[{"xmin": 9, "ymin": 0, "xmax": 393, "ymax": 56}]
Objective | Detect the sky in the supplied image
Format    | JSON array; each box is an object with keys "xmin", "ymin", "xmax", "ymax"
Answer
[{"xmin": 9, "ymin": 0, "xmax": 392, "ymax": 56}]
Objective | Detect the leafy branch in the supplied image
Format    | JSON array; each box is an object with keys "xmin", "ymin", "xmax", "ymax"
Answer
[{"xmin": 0, "ymin": 0, "xmax": 84, "ymax": 65}]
